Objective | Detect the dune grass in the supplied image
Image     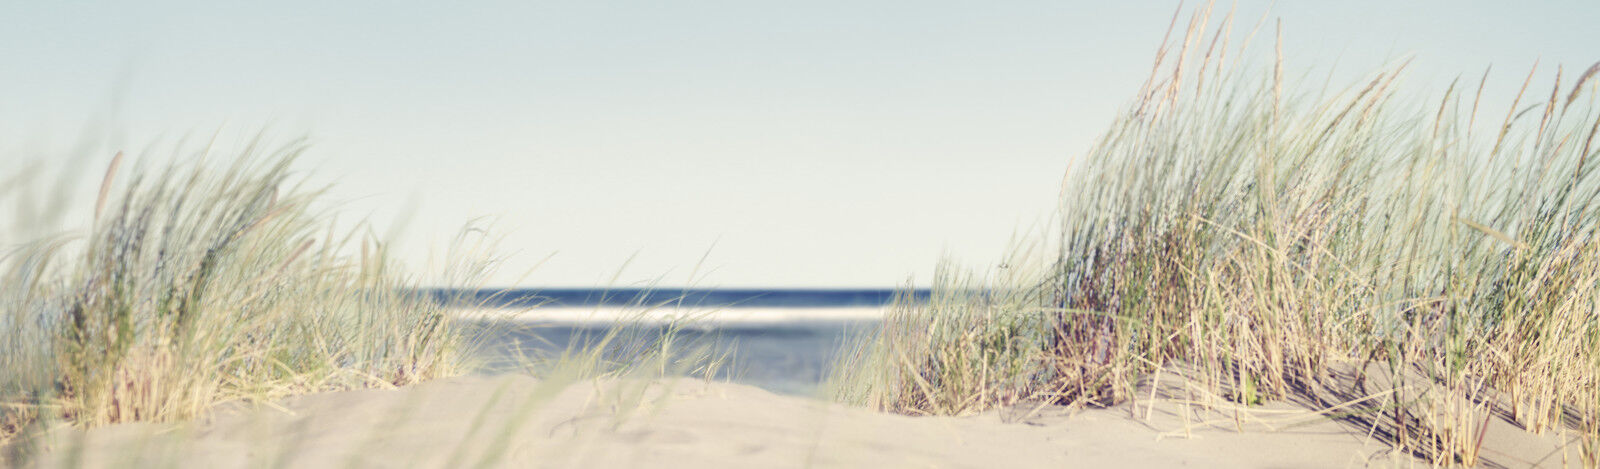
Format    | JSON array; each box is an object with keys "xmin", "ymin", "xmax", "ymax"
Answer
[
  {"xmin": 0, "ymin": 138, "xmax": 495, "ymax": 461},
  {"xmin": 14, "ymin": 283, "xmax": 735, "ymax": 467},
  {"xmin": 1, "ymin": 141, "xmax": 736, "ymax": 466},
  {"xmin": 834, "ymin": 5, "xmax": 1600, "ymax": 466}
]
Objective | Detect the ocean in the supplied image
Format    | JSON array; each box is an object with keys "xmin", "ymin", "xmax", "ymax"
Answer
[{"xmin": 440, "ymin": 288, "xmax": 928, "ymax": 396}]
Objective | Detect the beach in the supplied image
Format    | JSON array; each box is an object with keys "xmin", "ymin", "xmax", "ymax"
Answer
[
  {"xmin": 6, "ymin": 3, "xmax": 1599, "ymax": 467},
  {"xmin": 25, "ymin": 371, "xmax": 1585, "ymax": 468},
  {"xmin": 10, "ymin": 302, "xmax": 1589, "ymax": 468}
]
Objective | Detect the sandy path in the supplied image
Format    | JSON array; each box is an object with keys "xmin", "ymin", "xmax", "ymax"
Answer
[{"xmin": 22, "ymin": 374, "xmax": 1584, "ymax": 468}]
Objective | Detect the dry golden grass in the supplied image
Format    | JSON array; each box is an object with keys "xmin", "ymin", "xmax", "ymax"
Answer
[
  {"xmin": 1, "ymin": 138, "xmax": 496, "ymax": 461},
  {"xmin": 835, "ymin": 4, "xmax": 1600, "ymax": 466}
]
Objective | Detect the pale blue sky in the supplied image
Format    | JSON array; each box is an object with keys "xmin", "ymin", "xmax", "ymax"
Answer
[{"xmin": 2, "ymin": 1, "xmax": 1595, "ymax": 287}]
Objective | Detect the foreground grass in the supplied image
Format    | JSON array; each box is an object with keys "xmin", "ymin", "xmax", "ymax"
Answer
[
  {"xmin": 836, "ymin": 5, "xmax": 1600, "ymax": 466},
  {"xmin": 18, "ymin": 295, "xmax": 733, "ymax": 467},
  {"xmin": 0, "ymin": 140, "xmax": 492, "ymax": 460},
  {"xmin": 2, "ymin": 144, "xmax": 737, "ymax": 466}
]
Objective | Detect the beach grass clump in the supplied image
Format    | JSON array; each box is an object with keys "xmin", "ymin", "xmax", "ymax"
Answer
[
  {"xmin": 837, "ymin": 5, "xmax": 1600, "ymax": 465},
  {"xmin": 831, "ymin": 255, "xmax": 1055, "ymax": 415},
  {"xmin": 0, "ymin": 140, "xmax": 481, "ymax": 445}
]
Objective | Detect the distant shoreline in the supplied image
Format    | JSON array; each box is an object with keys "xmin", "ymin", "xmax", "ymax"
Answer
[
  {"xmin": 424, "ymin": 287, "xmax": 934, "ymax": 309},
  {"xmin": 453, "ymin": 306, "xmax": 890, "ymax": 325}
]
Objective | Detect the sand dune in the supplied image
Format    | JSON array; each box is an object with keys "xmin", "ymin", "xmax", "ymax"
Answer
[{"xmin": 23, "ymin": 374, "xmax": 1584, "ymax": 468}]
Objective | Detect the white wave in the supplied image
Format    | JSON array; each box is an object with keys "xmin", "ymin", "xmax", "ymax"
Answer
[{"xmin": 452, "ymin": 305, "xmax": 887, "ymax": 325}]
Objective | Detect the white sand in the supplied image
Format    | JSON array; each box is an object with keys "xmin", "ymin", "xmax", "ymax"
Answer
[{"xmin": 24, "ymin": 374, "xmax": 1588, "ymax": 468}]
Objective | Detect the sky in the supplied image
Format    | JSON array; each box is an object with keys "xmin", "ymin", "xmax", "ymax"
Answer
[{"xmin": 1, "ymin": 1, "xmax": 1596, "ymax": 287}]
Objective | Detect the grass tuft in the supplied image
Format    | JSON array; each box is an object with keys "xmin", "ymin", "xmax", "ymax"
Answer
[
  {"xmin": 835, "ymin": 5, "xmax": 1600, "ymax": 466},
  {"xmin": 1, "ymin": 139, "xmax": 486, "ymax": 460}
]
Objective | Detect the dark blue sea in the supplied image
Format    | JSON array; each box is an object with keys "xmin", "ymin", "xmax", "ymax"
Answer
[{"xmin": 441, "ymin": 288, "xmax": 928, "ymax": 396}]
